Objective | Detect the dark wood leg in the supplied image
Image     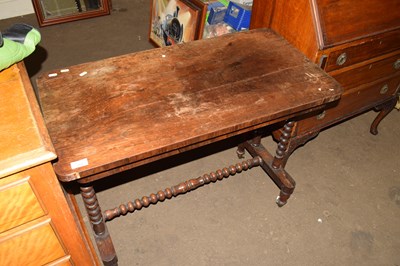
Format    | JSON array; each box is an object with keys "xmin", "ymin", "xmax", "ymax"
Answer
[
  {"xmin": 240, "ymin": 121, "xmax": 319, "ymax": 207},
  {"xmin": 272, "ymin": 122, "xmax": 319, "ymax": 169},
  {"xmin": 272, "ymin": 121, "xmax": 296, "ymax": 169},
  {"xmin": 236, "ymin": 143, "xmax": 246, "ymax": 159},
  {"xmin": 236, "ymin": 131, "xmax": 261, "ymax": 159},
  {"xmin": 370, "ymin": 97, "xmax": 397, "ymax": 135},
  {"xmin": 62, "ymin": 186, "xmax": 102, "ymax": 265},
  {"xmin": 80, "ymin": 185, "xmax": 118, "ymax": 266},
  {"xmin": 243, "ymin": 139, "xmax": 295, "ymax": 207}
]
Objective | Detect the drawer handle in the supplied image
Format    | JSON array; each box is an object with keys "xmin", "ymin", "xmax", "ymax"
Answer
[
  {"xmin": 316, "ymin": 110, "xmax": 326, "ymax": 120},
  {"xmin": 394, "ymin": 59, "xmax": 400, "ymax": 70},
  {"xmin": 380, "ymin": 84, "xmax": 389, "ymax": 94},
  {"xmin": 336, "ymin": 53, "xmax": 347, "ymax": 66}
]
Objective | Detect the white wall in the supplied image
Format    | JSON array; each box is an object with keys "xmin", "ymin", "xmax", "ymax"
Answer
[{"xmin": 0, "ymin": 0, "xmax": 34, "ymax": 20}]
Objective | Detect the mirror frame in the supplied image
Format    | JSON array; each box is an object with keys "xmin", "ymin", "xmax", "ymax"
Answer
[{"xmin": 32, "ymin": 0, "xmax": 111, "ymax": 27}]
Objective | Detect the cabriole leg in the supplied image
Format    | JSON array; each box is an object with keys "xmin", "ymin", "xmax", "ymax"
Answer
[{"xmin": 370, "ymin": 97, "xmax": 397, "ymax": 135}]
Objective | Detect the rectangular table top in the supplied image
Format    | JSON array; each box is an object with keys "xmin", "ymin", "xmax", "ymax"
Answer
[{"xmin": 37, "ymin": 29, "xmax": 341, "ymax": 182}]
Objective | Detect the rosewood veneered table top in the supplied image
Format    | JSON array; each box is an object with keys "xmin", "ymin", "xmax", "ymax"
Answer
[{"xmin": 37, "ymin": 29, "xmax": 341, "ymax": 182}]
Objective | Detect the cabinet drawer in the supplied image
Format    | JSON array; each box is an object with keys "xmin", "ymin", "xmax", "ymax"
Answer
[
  {"xmin": 46, "ymin": 256, "xmax": 73, "ymax": 266},
  {"xmin": 0, "ymin": 218, "xmax": 66, "ymax": 266},
  {"xmin": 54, "ymin": 259, "xmax": 73, "ymax": 266},
  {"xmin": 297, "ymin": 76, "xmax": 400, "ymax": 133},
  {"xmin": 0, "ymin": 173, "xmax": 45, "ymax": 232},
  {"xmin": 323, "ymin": 29, "xmax": 400, "ymax": 72},
  {"xmin": 313, "ymin": 0, "xmax": 400, "ymax": 48},
  {"xmin": 330, "ymin": 52, "xmax": 400, "ymax": 90}
]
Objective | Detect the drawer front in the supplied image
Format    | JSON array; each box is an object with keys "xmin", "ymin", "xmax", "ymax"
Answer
[
  {"xmin": 54, "ymin": 259, "xmax": 73, "ymax": 266},
  {"xmin": 330, "ymin": 52, "xmax": 400, "ymax": 90},
  {"xmin": 46, "ymin": 256, "xmax": 73, "ymax": 266},
  {"xmin": 0, "ymin": 219, "xmax": 66, "ymax": 266},
  {"xmin": 323, "ymin": 29, "xmax": 400, "ymax": 72},
  {"xmin": 297, "ymin": 76, "xmax": 400, "ymax": 134},
  {"xmin": 0, "ymin": 173, "xmax": 45, "ymax": 232},
  {"xmin": 314, "ymin": 0, "xmax": 400, "ymax": 48}
]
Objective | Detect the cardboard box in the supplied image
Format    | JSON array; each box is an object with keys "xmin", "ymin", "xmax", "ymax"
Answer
[
  {"xmin": 223, "ymin": 2, "xmax": 252, "ymax": 31},
  {"xmin": 207, "ymin": 2, "xmax": 227, "ymax": 25}
]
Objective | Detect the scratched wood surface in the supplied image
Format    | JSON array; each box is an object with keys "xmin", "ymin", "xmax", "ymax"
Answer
[{"xmin": 37, "ymin": 29, "xmax": 341, "ymax": 182}]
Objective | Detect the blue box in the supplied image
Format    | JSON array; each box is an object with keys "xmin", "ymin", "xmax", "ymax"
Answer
[
  {"xmin": 223, "ymin": 2, "xmax": 252, "ymax": 31},
  {"xmin": 207, "ymin": 1, "xmax": 226, "ymax": 11},
  {"xmin": 207, "ymin": 2, "xmax": 227, "ymax": 25}
]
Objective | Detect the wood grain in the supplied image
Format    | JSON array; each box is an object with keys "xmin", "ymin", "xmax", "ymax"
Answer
[
  {"xmin": 0, "ymin": 173, "xmax": 44, "ymax": 232},
  {"xmin": 251, "ymin": 0, "xmax": 400, "ymax": 137},
  {"xmin": 31, "ymin": 163, "xmax": 101, "ymax": 266},
  {"xmin": 322, "ymin": 29, "xmax": 400, "ymax": 72},
  {"xmin": 251, "ymin": 0, "xmax": 320, "ymax": 61},
  {"xmin": 296, "ymin": 75, "xmax": 400, "ymax": 133},
  {"xmin": 0, "ymin": 63, "xmax": 99, "ymax": 265},
  {"xmin": 329, "ymin": 51, "xmax": 400, "ymax": 89},
  {"xmin": 37, "ymin": 29, "xmax": 342, "ymax": 182},
  {"xmin": 0, "ymin": 218, "xmax": 66, "ymax": 266},
  {"xmin": 0, "ymin": 64, "xmax": 56, "ymax": 179},
  {"xmin": 313, "ymin": 0, "xmax": 400, "ymax": 48}
]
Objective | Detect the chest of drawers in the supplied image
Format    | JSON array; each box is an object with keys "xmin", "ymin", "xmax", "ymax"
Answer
[
  {"xmin": 0, "ymin": 63, "xmax": 98, "ymax": 266},
  {"xmin": 251, "ymin": 0, "xmax": 400, "ymax": 136}
]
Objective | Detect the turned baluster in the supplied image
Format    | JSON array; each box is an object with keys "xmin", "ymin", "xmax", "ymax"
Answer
[
  {"xmin": 272, "ymin": 121, "xmax": 295, "ymax": 169},
  {"xmin": 80, "ymin": 185, "xmax": 118, "ymax": 265},
  {"xmin": 104, "ymin": 156, "xmax": 262, "ymax": 221}
]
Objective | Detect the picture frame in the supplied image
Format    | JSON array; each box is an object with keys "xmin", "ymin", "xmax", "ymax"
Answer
[
  {"xmin": 149, "ymin": 0, "xmax": 207, "ymax": 47},
  {"xmin": 32, "ymin": 0, "xmax": 110, "ymax": 27}
]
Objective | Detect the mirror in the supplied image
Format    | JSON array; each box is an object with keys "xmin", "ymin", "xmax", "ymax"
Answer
[{"xmin": 32, "ymin": 0, "xmax": 110, "ymax": 27}]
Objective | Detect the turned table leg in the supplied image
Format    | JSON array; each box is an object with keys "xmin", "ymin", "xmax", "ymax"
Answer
[
  {"xmin": 239, "ymin": 121, "xmax": 319, "ymax": 207},
  {"xmin": 237, "ymin": 131, "xmax": 261, "ymax": 158},
  {"xmin": 80, "ymin": 185, "xmax": 118, "ymax": 266}
]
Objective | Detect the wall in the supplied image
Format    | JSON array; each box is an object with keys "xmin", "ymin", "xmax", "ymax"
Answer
[{"xmin": 0, "ymin": 0, "xmax": 34, "ymax": 19}]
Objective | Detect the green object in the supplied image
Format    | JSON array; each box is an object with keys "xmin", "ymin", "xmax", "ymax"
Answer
[
  {"xmin": 0, "ymin": 24, "xmax": 41, "ymax": 71},
  {"xmin": 218, "ymin": 0, "xmax": 229, "ymax": 6}
]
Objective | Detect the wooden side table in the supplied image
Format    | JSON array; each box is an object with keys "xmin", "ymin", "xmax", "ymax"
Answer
[{"xmin": 37, "ymin": 29, "xmax": 342, "ymax": 265}]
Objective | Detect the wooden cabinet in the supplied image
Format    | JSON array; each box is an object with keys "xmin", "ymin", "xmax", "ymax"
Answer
[
  {"xmin": 0, "ymin": 63, "xmax": 98, "ymax": 266},
  {"xmin": 251, "ymin": 0, "xmax": 400, "ymax": 135}
]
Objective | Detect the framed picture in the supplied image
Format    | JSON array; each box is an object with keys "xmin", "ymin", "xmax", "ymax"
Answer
[{"xmin": 149, "ymin": 0, "xmax": 207, "ymax": 47}]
